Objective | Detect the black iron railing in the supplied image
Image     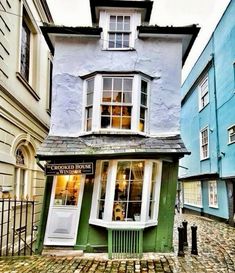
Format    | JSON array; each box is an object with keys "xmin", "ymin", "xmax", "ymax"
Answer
[{"xmin": 0, "ymin": 196, "xmax": 36, "ymax": 256}]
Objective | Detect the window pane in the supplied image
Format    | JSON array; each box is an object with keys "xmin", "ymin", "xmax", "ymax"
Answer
[
  {"xmin": 87, "ymin": 93, "xmax": 93, "ymax": 105},
  {"xmin": 112, "ymin": 117, "xmax": 121, "ymax": 128},
  {"xmin": 54, "ymin": 175, "xmax": 81, "ymax": 206},
  {"xmin": 112, "ymin": 106, "xmax": 121, "ymax": 116},
  {"xmin": 102, "ymin": 91, "xmax": 112, "ymax": 102},
  {"xmin": 103, "ymin": 78, "xmax": 112, "ymax": 90},
  {"xmin": 122, "ymin": 117, "xmax": 131, "ymax": 129},
  {"xmin": 123, "ymin": 34, "xmax": 129, "ymax": 48},
  {"xmin": 101, "ymin": 106, "xmax": 111, "ymax": 128},
  {"xmin": 123, "ymin": 92, "xmax": 132, "ymax": 103},
  {"xmin": 87, "ymin": 79, "xmax": 94, "ymax": 92},
  {"xmin": 141, "ymin": 94, "xmax": 147, "ymax": 106},
  {"xmin": 113, "ymin": 78, "xmax": 122, "ymax": 91},
  {"xmin": 86, "ymin": 119, "xmax": 92, "ymax": 131},
  {"xmin": 113, "ymin": 161, "xmax": 144, "ymax": 221},
  {"xmin": 98, "ymin": 162, "xmax": 109, "ymax": 219},
  {"xmin": 113, "ymin": 92, "xmax": 122, "ymax": 102},
  {"xmin": 117, "ymin": 16, "xmax": 123, "ymax": 31},
  {"xmin": 122, "ymin": 106, "xmax": 131, "ymax": 116},
  {"xmin": 109, "ymin": 16, "xmax": 116, "ymax": 30},
  {"xmin": 141, "ymin": 80, "xmax": 148, "ymax": 94},
  {"xmin": 123, "ymin": 79, "xmax": 132, "ymax": 91},
  {"xmin": 124, "ymin": 16, "xmax": 130, "ymax": 30},
  {"xmin": 21, "ymin": 20, "xmax": 30, "ymax": 81}
]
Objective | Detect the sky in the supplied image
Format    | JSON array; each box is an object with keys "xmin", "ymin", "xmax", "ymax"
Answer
[{"xmin": 47, "ymin": 0, "xmax": 231, "ymax": 81}]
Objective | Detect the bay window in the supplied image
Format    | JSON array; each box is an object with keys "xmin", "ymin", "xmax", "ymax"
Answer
[
  {"xmin": 90, "ymin": 160, "xmax": 162, "ymax": 228},
  {"xmin": 83, "ymin": 73, "xmax": 149, "ymax": 133}
]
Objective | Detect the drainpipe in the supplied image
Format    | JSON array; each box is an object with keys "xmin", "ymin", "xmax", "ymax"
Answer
[{"xmin": 211, "ymin": 34, "xmax": 221, "ymax": 177}]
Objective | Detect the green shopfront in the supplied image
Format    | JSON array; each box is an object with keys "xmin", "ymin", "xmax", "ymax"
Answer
[{"xmin": 36, "ymin": 135, "xmax": 186, "ymax": 258}]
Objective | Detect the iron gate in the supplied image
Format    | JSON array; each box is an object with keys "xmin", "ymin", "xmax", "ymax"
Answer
[{"xmin": 0, "ymin": 196, "xmax": 36, "ymax": 256}]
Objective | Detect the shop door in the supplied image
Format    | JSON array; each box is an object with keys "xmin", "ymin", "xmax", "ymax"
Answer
[{"xmin": 44, "ymin": 175, "xmax": 85, "ymax": 246}]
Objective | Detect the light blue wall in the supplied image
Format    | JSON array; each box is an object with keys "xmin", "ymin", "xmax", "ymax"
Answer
[
  {"xmin": 180, "ymin": 1, "xmax": 234, "ymax": 220},
  {"xmin": 202, "ymin": 180, "xmax": 229, "ymax": 219}
]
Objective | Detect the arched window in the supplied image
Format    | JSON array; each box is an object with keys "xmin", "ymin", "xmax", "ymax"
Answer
[{"xmin": 14, "ymin": 147, "xmax": 28, "ymax": 198}]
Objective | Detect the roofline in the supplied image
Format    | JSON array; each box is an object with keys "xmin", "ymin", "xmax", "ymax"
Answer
[
  {"xmin": 178, "ymin": 172, "xmax": 219, "ymax": 181},
  {"xmin": 40, "ymin": 26, "xmax": 103, "ymax": 55},
  {"xmin": 90, "ymin": 0, "xmax": 153, "ymax": 23},
  {"xmin": 36, "ymin": 151, "xmax": 189, "ymax": 161},
  {"xmin": 137, "ymin": 25, "xmax": 200, "ymax": 65}
]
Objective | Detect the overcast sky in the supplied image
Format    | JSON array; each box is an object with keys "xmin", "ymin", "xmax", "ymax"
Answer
[{"xmin": 47, "ymin": 0, "xmax": 231, "ymax": 81}]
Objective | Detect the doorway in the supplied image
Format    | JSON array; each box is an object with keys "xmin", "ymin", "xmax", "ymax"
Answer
[{"xmin": 44, "ymin": 175, "xmax": 85, "ymax": 246}]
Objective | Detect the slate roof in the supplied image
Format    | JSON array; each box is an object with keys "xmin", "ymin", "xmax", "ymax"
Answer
[{"xmin": 37, "ymin": 134, "xmax": 189, "ymax": 160}]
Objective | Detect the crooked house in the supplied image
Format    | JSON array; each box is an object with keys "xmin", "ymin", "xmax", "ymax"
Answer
[{"xmin": 36, "ymin": 0, "xmax": 199, "ymax": 258}]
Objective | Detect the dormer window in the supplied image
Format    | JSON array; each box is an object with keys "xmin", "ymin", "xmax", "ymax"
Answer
[{"xmin": 108, "ymin": 15, "xmax": 131, "ymax": 49}]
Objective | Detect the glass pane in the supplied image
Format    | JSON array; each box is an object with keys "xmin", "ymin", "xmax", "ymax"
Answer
[
  {"xmin": 122, "ymin": 117, "xmax": 131, "ymax": 129},
  {"xmin": 98, "ymin": 200, "xmax": 105, "ymax": 219},
  {"xmin": 109, "ymin": 16, "xmax": 116, "ymax": 30},
  {"xmin": 123, "ymin": 34, "xmax": 129, "ymax": 48},
  {"xmin": 141, "ymin": 94, "xmax": 147, "ymax": 106},
  {"xmin": 112, "ymin": 106, "xmax": 121, "ymax": 116},
  {"xmin": 102, "ymin": 91, "xmax": 112, "ymax": 102},
  {"xmin": 139, "ymin": 120, "xmax": 144, "ymax": 132},
  {"xmin": 109, "ymin": 40, "xmax": 115, "ymax": 48},
  {"xmin": 54, "ymin": 175, "xmax": 81, "ymax": 206},
  {"xmin": 141, "ymin": 80, "xmax": 148, "ymax": 94},
  {"xmin": 86, "ymin": 119, "xmax": 92, "ymax": 131},
  {"xmin": 112, "ymin": 117, "xmax": 121, "ymax": 128},
  {"xmin": 113, "ymin": 202, "xmax": 126, "ymax": 221},
  {"xmin": 117, "ymin": 16, "xmax": 123, "ymax": 31},
  {"xmin": 122, "ymin": 106, "xmax": 131, "ymax": 116},
  {"xmin": 113, "ymin": 78, "xmax": 122, "ymax": 91},
  {"xmin": 100, "ymin": 162, "xmax": 109, "ymax": 199},
  {"xmin": 101, "ymin": 106, "xmax": 111, "ymax": 128},
  {"xmin": 87, "ymin": 93, "xmax": 93, "ymax": 105},
  {"xmin": 149, "ymin": 201, "xmax": 154, "ymax": 219},
  {"xmin": 87, "ymin": 107, "xmax": 92, "ymax": 118},
  {"xmin": 124, "ymin": 16, "xmax": 130, "ymax": 30},
  {"xmin": 116, "ymin": 161, "xmax": 131, "ymax": 181},
  {"xmin": 113, "ymin": 92, "xmax": 122, "ymax": 102},
  {"xmin": 123, "ymin": 79, "xmax": 132, "ymax": 91},
  {"xmin": 123, "ymin": 92, "xmax": 132, "ymax": 103},
  {"xmin": 87, "ymin": 79, "xmax": 94, "ymax": 92},
  {"xmin": 132, "ymin": 161, "xmax": 144, "ymax": 180},
  {"xmin": 129, "ymin": 180, "xmax": 142, "ymax": 201},
  {"xmin": 140, "ymin": 107, "xmax": 145, "ymax": 119},
  {"xmin": 103, "ymin": 78, "xmax": 112, "ymax": 90},
  {"xmin": 116, "ymin": 34, "xmax": 122, "ymax": 48}
]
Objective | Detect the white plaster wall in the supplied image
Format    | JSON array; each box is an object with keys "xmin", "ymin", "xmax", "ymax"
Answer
[{"xmin": 50, "ymin": 36, "xmax": 182, "ymax": 136}]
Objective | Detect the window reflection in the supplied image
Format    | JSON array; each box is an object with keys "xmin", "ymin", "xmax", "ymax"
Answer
[
  {"xmin": 113, "ymin": 161, "xmax": 144, "ymax": 221},
  {"xmin": 98, "ymin": 162, "xmax": 109, "ymax": 219},
  {"xmin": 54, "ymin": 175, "xmax": 81, "ymax": 206}
]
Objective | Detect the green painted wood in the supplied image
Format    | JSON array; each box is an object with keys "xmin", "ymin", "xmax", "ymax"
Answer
[
  {"xmin": 75, "ymin": 180, "xmax": 108, "ymax": 251},
  {"xmin": 108, "ymin": 229, "xmax": 112, "ymax": 259},
  {"xmin": 155, "ymin": 161, "xmax": 178, "ymax": 252},
  {"xmin": 35, "ymin": 176, "xmax": 53, "ymax": 254}
]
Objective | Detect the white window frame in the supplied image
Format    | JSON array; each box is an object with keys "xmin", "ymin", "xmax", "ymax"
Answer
[
  {"xmin": 82, "ymin": 74, "xmax": 149, "ymax": 134},
  {"xmin": 89, "ymin": 159, "xmax": 162, "ymax": 229},
  {"xmin": 208, "ymin": 180, "xmax": 218, "ymax": 208},
  {"xmin": 199, "ymin": 75, "xmax": 209, "ymax": 110},
  {"xmin": 100, "ymin": 10, "xmax": 140, "ymax": 50},
  {"xmin": 200, "ymin": 127, "xmax": 209, "ymax": 160},
  {"xmin": 17, "ymin": 2, "xmax": 39, "ymax": 91},
  {"xmin": 183, "ymin": 181, "xmax": 202, "ymax": 208},
  {"xmin": 228, "ymin": 125, "xmax": 235, "ymax": 144}
]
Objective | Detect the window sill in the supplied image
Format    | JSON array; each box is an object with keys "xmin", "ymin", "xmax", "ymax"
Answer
[
  {"xmin": 228, "ymin": 141, "xmax": 235, "ymax": 145},
  {"xmin": 16, "ymin": 72, "xmax": 40, "ymax": 101},
  {"xmin": 199, "ymin": 102, "xmax": 209, "ymax": 112},
  {"xmin": 102, "ymin": 48, "xmax": 135, "ymax": 52},
  {"xmin": 89, "ymin": 218, "xmax": 158, "ymax": 229},
  {"xmin": 208, "ymin": 205, "xmax": 218, "ymax": 209},
  {"xmin": 79, "ymin": 130, "xmax": 148, "ymax": 137},
  {"xmin": 200, "ymin": 157, "xmax": 210, "ymax": 161}
]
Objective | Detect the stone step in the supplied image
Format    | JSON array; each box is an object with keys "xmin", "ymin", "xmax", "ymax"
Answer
[{"xmin": 42, "ymin": 247, "xmax": 83, "ymax": 257}]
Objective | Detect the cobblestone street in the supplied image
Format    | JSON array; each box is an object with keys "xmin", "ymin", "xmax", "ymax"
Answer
[{"xmin": 0, "ymin": 213, "xmax": 235, "ymax": 273}]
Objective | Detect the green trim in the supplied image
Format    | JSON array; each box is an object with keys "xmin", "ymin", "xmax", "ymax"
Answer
[
  {"xmin": 155, "ymin": 161, "xmax": 178, "ymax": 252},
  {"xmin": 35, "ymin": 176, "xmax": 53, "ymax": 254}
]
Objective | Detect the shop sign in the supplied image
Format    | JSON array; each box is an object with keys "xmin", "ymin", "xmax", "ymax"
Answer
[{"xmin": 45, "ymin": 162, "xmax": 93, "ymax": 175}]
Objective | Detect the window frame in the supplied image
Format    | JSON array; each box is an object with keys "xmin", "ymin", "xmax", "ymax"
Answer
[
  {"xmin": 199, "ymin": 75, "xmax": 209, "ymax": 110},
  {"xmin": 200, "ymin": 126, "xmax": 209, "ymax": 160},
  {"xmin": 208, "ymin": 180, "xmax": 218, "ymax": 208},
  {"xmin": 89, "ymin": 159, "xmax": 162, "ymax": 229},
  {"xmin": 228, "ymin": 125, "xmax": 235, "ymax": 144},
  {"xmin": 82, "ymin": 73, "xmax": 149, "ymax": 134},
  {"xmin": 102, "ymin": 11, "xmax": 138, "ymax": 50}
]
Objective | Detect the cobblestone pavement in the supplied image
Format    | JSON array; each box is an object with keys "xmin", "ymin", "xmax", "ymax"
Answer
[{"xmin": 0, "ymin": 213, "xmax": 235, "ymax": 273}]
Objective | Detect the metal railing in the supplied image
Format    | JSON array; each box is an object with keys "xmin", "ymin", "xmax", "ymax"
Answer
[
  {"xmin": 0, "ymin": 195, "xmax": 36, "ymax": 256},
  {"xmin": 108, "ymin": 229, "xmax": 143, "ymax": 259}
]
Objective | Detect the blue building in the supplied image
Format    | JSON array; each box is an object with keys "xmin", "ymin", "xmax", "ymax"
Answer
[{"xmin": 179, "ymin": 0, "xmax": 235, "ymax": 225}]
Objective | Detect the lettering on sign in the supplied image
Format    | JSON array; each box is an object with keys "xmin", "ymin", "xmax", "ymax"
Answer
[{"xmin": 45, "ymin": 163, "xmax": 93, "ymax": 175}]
